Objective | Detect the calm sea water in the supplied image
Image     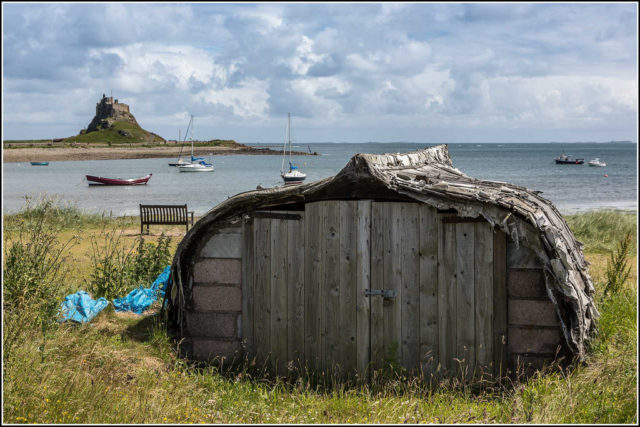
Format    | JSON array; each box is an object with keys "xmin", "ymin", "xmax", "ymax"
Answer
[{"xmin": 2, "ymin": 142, "xmax": 637, "ymax": 217}]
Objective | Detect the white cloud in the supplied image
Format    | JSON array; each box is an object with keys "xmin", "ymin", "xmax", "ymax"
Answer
[{"xmin": 1, "ymin": 2, "xmax": 637, "ymax": 142}]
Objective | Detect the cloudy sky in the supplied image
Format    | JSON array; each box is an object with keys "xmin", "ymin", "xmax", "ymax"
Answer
[{"xmin": 2, "ymin": 2, "xmax": 638, "ymax": 143}]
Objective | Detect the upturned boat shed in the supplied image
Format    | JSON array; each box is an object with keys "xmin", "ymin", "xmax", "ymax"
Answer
[{"xmin": 165, "ymin": 144, "xmax": 598, "ymax": 379}]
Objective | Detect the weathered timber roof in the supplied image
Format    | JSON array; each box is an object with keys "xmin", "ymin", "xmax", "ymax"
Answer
[{"xmin": 171, "ymin": 144, "xmax": 598, "ymax": 360}]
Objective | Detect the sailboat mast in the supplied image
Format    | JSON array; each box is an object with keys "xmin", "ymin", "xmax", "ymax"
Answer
[
  {"xmin": 190, "ymin": 115, "xmax": 194, "ymax": 159},
  {"xmin": 288, "ymin": 113, "xmax": 292, "ymax": 163}
]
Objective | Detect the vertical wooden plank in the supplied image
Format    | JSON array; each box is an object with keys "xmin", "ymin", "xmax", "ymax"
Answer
[
  {"xmin": 370, "ymin": 202, "xmax": 385, "ymax": 371},
  {"xmin": 475, "ymin": 221, "xmax": 494, "ymax": 378},
  {"xmin": 401, "ymin": 203, "xmax": 420, "ymax": 372},
  {"xmin": 384, "ymin": 203, "xmax": 403, "ymax": 367},
  {"xmin": 456, "ymin": 222, "xmax": 475, "ymax": 380},
  {"xmin": 322, "ymin": 201, "xmax": 340, "ymax": 375},
  {"xmin": 253, "ymin": 217, "xmax": 271, "ymax": 364},
  {"xmin": 493, "ymin": 230, "xmax": 508, "ymax": 378},
  {"xmin": 439, "ymin": 220, "xmax": 457, "ymax": 375},
  {"xmin": 304, "ymin": 202, "xmax": 322, "ymax": 371},
  {"xmin": 339, "ymin": 201, "xmax": 358, "ymax": 376},
  {"xmin": 287, "ymin": 213, "xmax": 305, "ymax": 369},
  {"xmin": 241, "ymin": 218, "xmax": 255, "ymax": 358},
  {"xmin": 419, "ymin": 205, "xmax": 438, "ymax": 378},
  {"xmin": 270, "ymin": 218, "xmax": 288, "ymax": 375},
  {"xmin": 356, "ymin": 200, "xmax": 371, "ymax": 377}
]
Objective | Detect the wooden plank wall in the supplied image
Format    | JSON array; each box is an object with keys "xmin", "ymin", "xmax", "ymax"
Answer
[{"xmin": 238, "ymin": 201, "xmax": 508, "ymax": 380}]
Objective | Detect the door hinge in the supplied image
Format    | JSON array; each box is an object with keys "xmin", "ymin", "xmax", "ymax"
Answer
[{"xmin": 364, "ymin": 289, "xmax": 397, "ymax": 298}]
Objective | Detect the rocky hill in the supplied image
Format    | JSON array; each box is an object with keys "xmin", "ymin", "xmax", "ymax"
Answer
[{"xmin": 65, "ymin": 94, "xmax": 165, "ymax": 144}]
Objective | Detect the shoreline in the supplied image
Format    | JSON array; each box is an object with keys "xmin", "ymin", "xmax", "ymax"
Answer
[{"xmin": 1, "ymin": 145, "xmax": 313, "ymax": 163}]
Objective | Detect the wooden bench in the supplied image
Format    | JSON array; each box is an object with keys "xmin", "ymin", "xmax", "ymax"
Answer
[{"xmin": 140, "ymin": 204, "xmax": 194, "ymax": 234}]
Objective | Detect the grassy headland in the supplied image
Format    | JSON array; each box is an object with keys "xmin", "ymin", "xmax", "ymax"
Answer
[{"xmin": 2, "ymin": 200, "xmax": 637, "ymax": 424}]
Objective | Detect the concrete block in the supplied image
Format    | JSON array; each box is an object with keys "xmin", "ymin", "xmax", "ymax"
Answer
[
  {"xmin": 192, "ymin": 285, "xmax": 242, "ymax": 312},
  {"xmin": 200, "ymin": 228, "xmax": 242, "ymax": 259},
  {"xmin": 507, "ymin": 269, "xmax": 546, "ymax": 298},
  {"xmin": 508, "ymin": 327, "xmax": 562, "ymax": 354},
  {"xmin": 194, "ymin": 258, "xmax": 241, "ymax": 285},
  {"xmin": 192, "ymin": 339, "xmax": 241, "ymax": 361},
  {"xmin": 508, "ymin": 299, "xmax": 559, "ymax": 326},
  {"xmin": 186, "ymin": 312, "xmax": 237, "ymax": 338}
]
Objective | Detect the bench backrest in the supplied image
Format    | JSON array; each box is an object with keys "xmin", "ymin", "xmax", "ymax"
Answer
[{"xmin": 140, "ymin": 204, "xmax": 189, "ymax": 224}]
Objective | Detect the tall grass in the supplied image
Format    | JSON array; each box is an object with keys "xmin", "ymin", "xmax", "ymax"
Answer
[
  {"xmin": 2, "ymin": 208, "xmax": 637, "ymax": 424},
  {"xmin": 3, "ymin": 195, "xmax": 136, "ymax": 232},
  {"xmin": 564, "ymin": 210, "xmax": 637, "ymax": 254}
]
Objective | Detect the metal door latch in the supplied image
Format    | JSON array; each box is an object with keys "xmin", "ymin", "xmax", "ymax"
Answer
[{"xmin": 364, "ymin": 289, "xmax": 397, "ymax": 298}]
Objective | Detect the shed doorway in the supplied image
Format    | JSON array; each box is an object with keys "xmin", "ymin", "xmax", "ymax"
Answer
[{"xmin": 242, "ymin": 200, "xmax": 507, "ymax": 378}]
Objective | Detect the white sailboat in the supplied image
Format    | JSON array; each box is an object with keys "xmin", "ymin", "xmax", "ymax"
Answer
[
  {"xmin": 168, "ymin": 128, "xmax": 191, "ymax": 166},
  {"xmin": 280, "ymin": 113, "xmax": 306, "ymax": 185},
  {"xmin": 177, "ymin": 115, "xmax": 214, "ymax": 172}
]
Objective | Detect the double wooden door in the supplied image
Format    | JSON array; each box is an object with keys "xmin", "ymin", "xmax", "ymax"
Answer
[{"xmin": 242, "ymin": 200, "xmax": 506, "ymax": 378}]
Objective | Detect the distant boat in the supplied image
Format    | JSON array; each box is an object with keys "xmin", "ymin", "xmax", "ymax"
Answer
[
  {"xmin": 175, "ymin": 115, "xmax": 215, "ymax": 172},
  {"xmin": 86, "ymin": 174, "xmax": 152, "ymax": 185},
  {"xmin": 588, "ymin": 158, "xmax": 606, "ymax": 167},
  {"xmin": 177, "ymin": 160, "xmax": 215, "ymax": 172},
  {"xmin": 280, "ymin": 113, "xmax": 306, "ymax": 185},
  {"xmin": 30, "ymin": 161, "xmax": 49, "ymax": 166},
  {"xmin": 555, "ymin": 153, "xmax": 584, "ymax": 164}
]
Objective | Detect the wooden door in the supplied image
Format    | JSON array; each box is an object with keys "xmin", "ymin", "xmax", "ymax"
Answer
[
  {"xmin": 437, "ymin": 217, "xmax": 507, "ymax": 379},
  {"xmin": 369, "ymin": 202, "xmax": 439, "ymax": 375},
  {"xmin": 304, "ymin": 200, "xmax": 371, "ymax": 376}
]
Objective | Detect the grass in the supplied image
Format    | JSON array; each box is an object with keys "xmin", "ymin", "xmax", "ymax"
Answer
[
  {"xmin": 64, "ymin": 121, "xmax": 165, "ymax": 144},
  {"xmin": 2, "ymin": 204, "xmax": 637, "ymax": 424},
  {"xmin": 564, "ymin": 210, "xmax": 637, "ymax": 254}
]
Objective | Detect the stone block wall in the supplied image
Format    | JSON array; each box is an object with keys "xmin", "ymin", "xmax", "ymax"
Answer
[
  {"xmin": 506, "ymin": 242, "xmax": 563, "ymax": 374},
  {"xmin": 185, "ymin": 226, "xmax": 243, "ymax": 362}
]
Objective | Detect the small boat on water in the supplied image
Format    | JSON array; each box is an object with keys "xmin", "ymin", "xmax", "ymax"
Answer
[
  {"xmin": 175, "ymin": 115, "xmax": 215, "ymax": 172},
  {"xmin": 588, "ymin": 158, "xmax": 606, "ymax": 167},
  {"xmin": 30, "ymin": 161, "xmax": 49, "ymax": 166},
  {"xmin": 177, "ymin": 160, "xmax": 215, "ymax": 172},
  {"xmin": 554, "ymin": 153, "xmax": 584, "ymax": 164},
  {"xmin": 86, "ymin": 174, "xmax": 152, "ymax": 185},
  {"xmin": 280, "ymin": 112, "xmax": 306, "ymax": 185}
]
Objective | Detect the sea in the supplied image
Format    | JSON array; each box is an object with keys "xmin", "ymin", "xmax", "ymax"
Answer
[{"xmin": 2, "ymin": 142, "xmax": 637, "ymax": 217}]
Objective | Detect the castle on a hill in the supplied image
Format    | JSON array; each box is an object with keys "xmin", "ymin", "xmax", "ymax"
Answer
[{"xmin": 84, "ymin": 94, "xmax": 139, "ymax": 133}]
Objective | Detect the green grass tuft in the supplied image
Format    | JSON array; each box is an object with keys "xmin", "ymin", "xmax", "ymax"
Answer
[{"xmin": 564, "ymin": 210, "xmax": 637, "ymax": 254}]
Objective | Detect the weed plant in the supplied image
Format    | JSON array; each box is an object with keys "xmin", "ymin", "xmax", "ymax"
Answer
[{"xmin": 88, "ymin": 226, "xmax": 172, "ymax": 300}]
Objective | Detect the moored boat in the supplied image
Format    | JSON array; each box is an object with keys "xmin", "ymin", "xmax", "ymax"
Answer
[
  {"xmin": 177, "ymin": 160, "xmax": 214, "ymax": 172},
  {"xmin": 175, "ymin": 115, "xmax": 215, "ymax": 172},
  {"xmin": 588, "ymin": 158, "xmax": 606, "ymax": 167},
  {"xmin": 86, "ymin": 173, "xmax": 152, "ymax": 185},
  {"xmin": 554, "ymin": 153, "xmax": 584, "ymax": 164},
  {"xmin": 30, "ymin": 161, "xmax": 49, "ymax": 166},
  {"xmin": 280, "ymin": 113, "xmax": 306, "ymax": 185}
]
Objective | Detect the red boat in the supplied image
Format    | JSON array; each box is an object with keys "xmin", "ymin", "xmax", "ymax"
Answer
[{"xmin": 86, "ymin": 173, "xmax": 152, "ymax": 186}]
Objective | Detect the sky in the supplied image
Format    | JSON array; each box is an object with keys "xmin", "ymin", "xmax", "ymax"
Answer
[{"xmin": 1, "ymin": 2, "xmax": 638, "ymax": 143}]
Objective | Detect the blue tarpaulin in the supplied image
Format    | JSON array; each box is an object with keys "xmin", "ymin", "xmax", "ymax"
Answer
[
  {"xmin": 112, "ymin": 265, "xmax": 171, "ymax": 314},
  {"xmin": 58, "ymin": 291, "xmax": 109, "ymax": 323},
  {"xmin": 58, "ymin": 265, "xmax": 171, "ymax": 322}
]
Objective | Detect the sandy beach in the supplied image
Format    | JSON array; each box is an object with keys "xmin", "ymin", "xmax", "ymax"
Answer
[{"xmin": 1, "ymin": 145, "xmax": 306, "ymax": 163}]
